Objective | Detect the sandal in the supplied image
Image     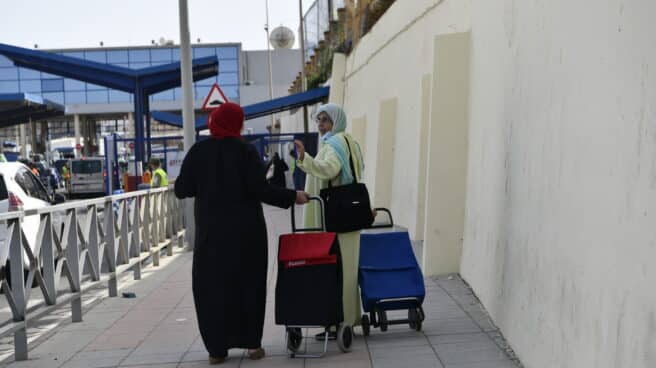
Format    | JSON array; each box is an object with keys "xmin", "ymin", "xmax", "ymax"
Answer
[
  {"xmin": 209, "ymin": 355, "xmax": 225, "ymax": 365},
  {"xmin": 248, "ymin": 347, "xmax": 266, "ymax": 360}
]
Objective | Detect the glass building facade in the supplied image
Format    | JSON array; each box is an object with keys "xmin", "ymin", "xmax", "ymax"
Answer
[{"xmin": 0, "ymin": 44, "xmax": 241, "ymax": 106}]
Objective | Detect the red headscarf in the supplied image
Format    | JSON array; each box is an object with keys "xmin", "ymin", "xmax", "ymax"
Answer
[{"xmin": 207, "ymin": 102, "xmax": 244, "ymax": 139}]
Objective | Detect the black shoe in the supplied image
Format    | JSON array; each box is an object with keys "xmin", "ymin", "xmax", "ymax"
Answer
[{"xmin": 315, "ymin": 330, "xmax": 337, "ymax": 341}]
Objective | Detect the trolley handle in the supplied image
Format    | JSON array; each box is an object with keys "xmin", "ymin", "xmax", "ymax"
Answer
[
  {"xmin": 368, "ymin": 208, "xmax": 394, "ymax": 229},
  {"xmin": 291, "ymin": 196, "xmax": 326, "ymax": 233}
]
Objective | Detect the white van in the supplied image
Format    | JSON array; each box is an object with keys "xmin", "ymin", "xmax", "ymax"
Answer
[{"xmin": 69, "ymin": 158, "xmax": 105, "ymax": 198}]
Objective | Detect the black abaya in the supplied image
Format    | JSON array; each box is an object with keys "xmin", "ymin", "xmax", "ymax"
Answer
[{"xmin": 174, "ymin": 137, "xmax": 296, "ymax": 358}]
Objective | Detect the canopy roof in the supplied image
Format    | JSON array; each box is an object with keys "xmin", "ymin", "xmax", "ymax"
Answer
[{"xmin": 0, "ymin": 93, "xmax": 65, "ymax": 128}]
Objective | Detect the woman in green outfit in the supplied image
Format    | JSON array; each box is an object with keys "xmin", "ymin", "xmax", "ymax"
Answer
[{"xmin": 294, "ymin": 103, "xmax": 365, "ymax": 338}]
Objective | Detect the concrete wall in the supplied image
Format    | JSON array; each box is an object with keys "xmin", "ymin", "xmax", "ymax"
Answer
[
  {"xmin": 340, "ymin": 0, "xmax": 656, "ymax": 367},
  {"xmin": 342, "ymin": 0, "xmax": 471, "ymax": 242},
  {"xmin": 461, "ymin": 1, "xmax": 656, "ymax": 367}
]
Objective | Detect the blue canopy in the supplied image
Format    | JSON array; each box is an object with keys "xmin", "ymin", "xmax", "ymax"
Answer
[
  {"xmin": 0, "ymin": 93, "xmax": 65, "ymax": 128},
  {"xmin": 151, "ymin": 86, "xmax": 330, "ymax": 131}
]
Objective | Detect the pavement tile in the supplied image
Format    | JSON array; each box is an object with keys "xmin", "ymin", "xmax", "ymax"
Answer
[
  {"xmin": 422, "ymin": 318, "xmax": 482, "ymax": 336},
  {"xmin": 428, "ymin": 333, "xmax": 491, "ymax": 346},
  {"xmin": 119, "ymin": 351, "xmax": 183, "ymax": 366},
  {"xmin": 4, "ymin": 351, "xmax": 73, "ymax": 368},
  {"xmin": 444, "ymin": 360, "xmax": 519, "ymax": 368},
  {"xmin": 371, "ymin": 353, "xmax": 443, "ymax": 368},
  {"xmin": 239, "ymin": 355, "xmax": 303, "ymax": 367}
]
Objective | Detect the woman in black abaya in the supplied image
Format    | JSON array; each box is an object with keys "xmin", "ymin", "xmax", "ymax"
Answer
[{"xmin": 175, "ymin": 102, "xmax": 308, "ymax": 365}]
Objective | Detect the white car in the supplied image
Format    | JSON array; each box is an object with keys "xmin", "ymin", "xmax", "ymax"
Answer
[{"xmin": 0, "ymin": 162, "xmax": 65, "ymax": 273}]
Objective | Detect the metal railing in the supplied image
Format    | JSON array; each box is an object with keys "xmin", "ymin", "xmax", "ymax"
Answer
[{"xmin": 0, "ymin": 186, "xmax": 185, "ymax": 361}]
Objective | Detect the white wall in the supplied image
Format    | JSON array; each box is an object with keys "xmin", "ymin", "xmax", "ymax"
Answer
[
  {"xmin": 339, "ymin": 0, "xmax": 656, "ymax": 367},
  {"xmin": 461, "ymin": 1, "xmax": 656, "ymax": 367},
  {"xmin": 342, "ymin": 0, "xmax": 471, "ymax": 240}
]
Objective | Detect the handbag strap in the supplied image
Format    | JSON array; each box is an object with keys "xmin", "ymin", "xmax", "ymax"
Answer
[{"xmin": 328, "ymin": 135, "xmax": 358, "ymax": 187}]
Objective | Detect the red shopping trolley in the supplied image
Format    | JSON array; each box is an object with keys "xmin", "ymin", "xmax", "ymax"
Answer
[{"xmin": 275, "ymin": 196, "xmax": 353, "ymax": 358}]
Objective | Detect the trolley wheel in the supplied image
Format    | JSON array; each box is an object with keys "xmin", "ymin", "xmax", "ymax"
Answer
[
  {"xmin": 337, "ymin": 324, "xmax": 353, "ymax": 353},
  {"xmin": 409, "ymin": 308, "xmax": 422, "ymax": 331},
  {"xmin": 378, "ymin": 310, "xmax": 388, "ymax": 332},
  {"xmin": 286, "ymin": 327, "xmax": 302, "ymax": 352},
  {"xmin": 361, "ymin": 314, "xmax": 371, "ymax": 336}
]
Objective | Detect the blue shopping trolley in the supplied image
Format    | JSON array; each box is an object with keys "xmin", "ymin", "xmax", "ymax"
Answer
[{"xmin": 359, "ymin": 209, "xmax": 426, "ymax": 335}]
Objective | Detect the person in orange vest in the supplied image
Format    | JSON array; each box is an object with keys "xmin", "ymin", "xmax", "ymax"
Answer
[{"xmin": 142, "ymin": 165, "xmax": 152, "ymax": 185}]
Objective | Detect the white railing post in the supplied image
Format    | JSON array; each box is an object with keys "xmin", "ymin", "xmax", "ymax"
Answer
[
  {"xmin": 7, "ymin": 218, "xmax": 27, "ymax": 360},
  {"xmin": 63, "ymin": 209, "xmax": 82, "ymax": 323},
  {"xmin": 85, "ymin": 204, "xmax": 101, "ymax": 281},
  {"xmin": 104, "ymin": 199, "xmax": 118, "ymax": 297},
  {"xmin": 37, "ymin": 213, "xmax": 56, "ymax": 305},
  {"xmin": 131, "ymin": 196, "xmax": 142, "ymax": 279}
]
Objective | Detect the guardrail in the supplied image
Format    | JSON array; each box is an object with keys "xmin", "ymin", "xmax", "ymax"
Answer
[{"xmin": 0, "ymin": 186, "xmax": 185, "ymax": 361}]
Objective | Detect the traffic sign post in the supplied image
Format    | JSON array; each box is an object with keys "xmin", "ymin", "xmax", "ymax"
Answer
[{"xmin": 201, "ymin": 83, "xmax": 229, "ymax": 110}]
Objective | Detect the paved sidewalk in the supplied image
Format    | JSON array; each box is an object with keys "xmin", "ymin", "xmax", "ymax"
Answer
[{"xmin": 0, "ymin": 206, "xmax": 522, "ymax": 368}]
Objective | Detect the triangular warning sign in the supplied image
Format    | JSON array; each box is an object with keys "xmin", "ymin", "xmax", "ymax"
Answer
[{"xmin": 201, "ymin": 83, "xmax": 229, "ymax": 110}]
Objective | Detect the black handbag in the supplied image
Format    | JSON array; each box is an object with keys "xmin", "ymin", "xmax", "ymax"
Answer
[{"xmin": 319, "ymin": 137, "xmax": 374, "ymax": 232}]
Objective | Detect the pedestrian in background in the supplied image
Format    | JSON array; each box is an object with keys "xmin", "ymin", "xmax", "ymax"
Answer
[
  {"xmin": 294, "ymin": 103, "xmax": 365, "ymax": 339},
  {"xmin": 149, "ymin": 158, "xmax": 168, "ymax": 188},
  {"xmin": 175, "ymin": 102, "xmax": 309, "ymax": 365}
]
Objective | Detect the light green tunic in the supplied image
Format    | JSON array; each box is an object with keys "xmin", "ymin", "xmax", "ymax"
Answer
[{"xmin": 297, "ymin": 133, "xmax": 364, "ymax": 326}]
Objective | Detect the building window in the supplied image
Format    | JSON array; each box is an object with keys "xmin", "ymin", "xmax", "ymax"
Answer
[
  {"xmin": 222, "ymin": 85, "xmax": 239, "ymax": 100},
  {"xmin": 219, "ymin": 73, "xmax": 239, "ymax": 86},
  {"xmin": 41, "ymin": 79, "xmax": 64, "ymax": 93},
  {"xmin": 87, "ymin": 90, "xmax": 108, "ymax": 104},
  {"xmin": 107, "ymin": 50, "xmax": 129, "ymax": 64},
  {"xmin": 86, "ymin": 83, "xmax": 106, "ymax": 91},
  {"xmin": 85, "ymin": 51, "xmax": 107, "ymax": 63},
  {"xmin": 0, "ymin": 55, "xmax": 12, "ymax": 67},
  {"xmin": 65, "ymin": 91, "xmax": 86, "ymax": 104},
  {"xmin": 18, "ymin": 67, "xmax": 40, "ymax": 79},
  {"xmin": 195, "ymin": 76, "xmax": 216, "ymax": 86},
  {"xmin": 152, "ymin": 89, "xmax": 174, "ymax": 101},
  {"xmin": 219, "ymin": 59, "xmax": 238, "ymax": 72},
  {"xmin": 19, "ymin": 80, "xmax": 41, "ymax": 93},
  {"xmin": 109, "ymin": 90, "xmax": 131, "ymax": 103},
  {"xmin": 42, "ymin": 92, "xmax": 64, "ymax": 104},
  {"xmin": 61, "ymin": 51, "xmax": 84, "ymax": 59},
  {"xmin": 151, "ymin": 48, "xmax": 172, "ymax": 62},
  {"xmin": 0, "ymin": 81, "xmax": 19, "ymax": 93},
  {"xmin": 64, "ymin": 78, "xmax": 85, "ymax": 91},
  {"xmin": 0, "ymin": 67, "xmax": 18, "ymax": 80},
  {"xmin": 217, "ymin": 47, "xmax": 238, "ymax": 59},
  {"xmin": 193, "ymin": 47, "xmax": 216, "ymax": 58},
  {"xmin": 129, "ymin": 49, "xmax": 150, "ymax": 63}
]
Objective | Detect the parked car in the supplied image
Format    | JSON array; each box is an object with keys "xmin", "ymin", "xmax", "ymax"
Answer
[
  {"xmin": 0, "ymin": 163, "xmax": 66, "ymax": 277},
  {"xmin": 68, "ymin": 158, "xmax": 105, "ymax": 198}
]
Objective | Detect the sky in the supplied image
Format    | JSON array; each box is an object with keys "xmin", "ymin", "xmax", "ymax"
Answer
[{"xmin": 0, "ymin": 0, "xmax": 308, "ymax": 51}]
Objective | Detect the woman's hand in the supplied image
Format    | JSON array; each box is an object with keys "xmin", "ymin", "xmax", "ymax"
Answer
[
  {"xmin": 295, "ymin": 191, "xmax": 310, "ymax": 204},
  {"xmin": 293, "ymin": 140, "xmax": 305, "ymax": 161}
]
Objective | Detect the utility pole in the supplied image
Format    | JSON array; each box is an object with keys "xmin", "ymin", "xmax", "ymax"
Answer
[
  {"xmin": 265, "ymin": 0, "xmax": 275, "ymax": 131},
  {"xmin": 178, "ymin": 0, "xmax": 196, "ymax": 251},
  {"xmin": 299, "ymin": 0, "xmax": 309, "ymax": 133}
]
